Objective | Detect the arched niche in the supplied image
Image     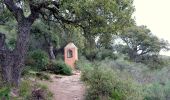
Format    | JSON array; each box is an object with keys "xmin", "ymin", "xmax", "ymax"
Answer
[{"xmin": 67, "ymin": 49, "xmax": 73, "ymax": 58}]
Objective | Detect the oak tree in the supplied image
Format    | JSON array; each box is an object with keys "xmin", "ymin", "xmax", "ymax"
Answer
[{"xmin": 0, "ymin": 0, "xmax": 134, "ymax": 86}]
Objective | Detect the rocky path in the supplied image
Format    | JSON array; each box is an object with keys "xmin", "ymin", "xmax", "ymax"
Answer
[{"xmin": 42, "ymin": 71, "xmax": 86, "ymax": 100}]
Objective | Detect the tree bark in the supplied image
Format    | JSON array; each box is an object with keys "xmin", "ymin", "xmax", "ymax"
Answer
[
  {"xmin": 10, "ymin": 19, "xmax": 32, "ymax": 87},
  {"xmin": 1, "ymin": 52, "xmax": 12, "ymax": 85},
  {"xmin": 44, "ymin": 34, "xmax": 56, "ymax": 60},
  {"xmin": 0, "ymin": 19, "xmax": 32, "ymax": 87},
  {"xmin": 2, "ymin": 0, "xmax": 75, "ymax": 87},
  {"xmin": 48, "ymin": 43, "xmax": 56, "ymax": 60},
  {"xmin": 0, "ymin": 33, "xmax": 12, "ymax": 84}
]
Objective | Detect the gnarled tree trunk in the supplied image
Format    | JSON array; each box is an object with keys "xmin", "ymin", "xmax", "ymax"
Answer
[
  {"xmin": 0, "ymin": 19, "xmax": 32, "ymax": 87},
  {"xmin": 10, "ymin": 19, "xmax": 32, "ymax": 86}
]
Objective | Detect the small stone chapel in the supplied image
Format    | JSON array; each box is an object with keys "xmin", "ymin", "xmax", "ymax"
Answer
[{"xmin": 64, "ymin": 42, "xmax": 78, "ymax": 69}]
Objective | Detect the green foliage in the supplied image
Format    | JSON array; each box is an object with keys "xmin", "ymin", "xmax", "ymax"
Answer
[
  {"xmin": 21, "ymin": 66, "xmax": 32, "ymax": 76},
  {"xmin": 76, "ymin": 57, "xmax": 93, "ymax": 81},
  {"xmin": 98, "ymin": 33, "xmax": 113, "ymax": 49},
  {"xmin": 0, "ymin": 21, "xmax": 17, "ymax": 50},
  {"xmin": 78, "ymin": 56, "xmax": 170, "ymax": 100},
  {"xmin": 144, "ymin": 81, "xmax": 170, "ymax": 100},
  {"xmin": 145, "ymin": 55, "xmax": 167, "ymax": 69},
  {"xmin": 16, "ymin": 80, "xmax": 53, "ymax": 100},
  {"xmin": 47, "ymin": 61, "xmax": 72, "ymax": 75},
  {"xmin": 83, "ymin": 48, "xmax": 98, "ymax": 61},
  {"xmin": 61, "ymin": 0, "xmax": 134, "ymax": 54},
  {"xmin": 32, "ymin": 83, "xmax": 53, "ymax": 100},
  {"xmin": 36, "ymin": 72, "xmax": 51, "ymax": 80},
  {"xmin": 75, "ymin": 56, "xmax": 91, "ymax": 68},
  {"xmin": 82, "ymin": 48, "xmax": 118, "ymax": 61},
  {"xmin": 118, "ymin": 25, "xmax": 169, "ymax": 63},
  {"xmin": 19, "ymin": 80, "xmax": 32, "ymax": 98},
  {"xmin": 27, "ymin": 49, "xmax": 49, "ymax": 71},
  {"xmin": 83, "ymin": 56, "xmax": 170, "ymax": 99},
  {"xmin": 96, "ymin": 49, "xmax": 118, "ymax": 60},
  {"xmin": 32, "ymin": 20, "xmax": 60, "ymax": 47},
  {"xmin": 63, "ymin": 25, "xmax": 86, "ymax": 52},
  {"xmin": 22, "ymin": 68, "xmax": 51, "ymax": 81},
  {"xmin": 0, "ymin": 87, "xmax": 10, "ymax": 100},
  {"xmin": 79, "ymin": 60, "xmax": 144, "ymax": 100}
]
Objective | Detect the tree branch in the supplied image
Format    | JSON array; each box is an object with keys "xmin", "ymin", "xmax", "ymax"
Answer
[
  {"xmin": 4, "ymin": 0, "xmax": 24, "ymax": 21},
  {"xmin": 0, "ymin": 33, "xmax": 6, "ymax": 61},
  {"xmin": 139, "ymin": 50, "xmax": 151, "ymax": 56},
  {"xmin": 27, "ymin": 0, "xmax": 60, "ymax": 23},
  {"xmin": 0, "ymin": 33, "xmax": 5, "ymax": 49}
]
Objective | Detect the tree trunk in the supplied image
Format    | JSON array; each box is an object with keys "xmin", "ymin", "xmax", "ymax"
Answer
[
  {"xmin": 48, "ymin": 43, "xmax": 56, "ymax": 60},
  {"xmin": 44, "ymin": 34, "xmax": 56, "ymax": 60},
  {"xmin": 1, "ymin": 53, "xmax": 13, "ymax": 85},
  {"xmin": 3, "ymin": 0, "xmax": 40, "ymax": 87},
  {"xmin": 0, "ymin": 33, "xmax": 12, "ymax": 85},
  {"xmin": 0, "ymin": 19, "xmax": 32, "ymax": 87},
  {"xmin": 11, "ymin": 19, "xmax": 32, "ymax": 87}
]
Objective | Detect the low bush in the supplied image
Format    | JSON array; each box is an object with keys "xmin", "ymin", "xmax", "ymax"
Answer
[
  {"xmin": 77, "ymin": 55, "xmax": 170, "ymax": 100},
  {"xmin": 26, "ymin": 49, "xmax": 49, "ymax": 71},
  {"xmin": 21, "ymin": 66, "xmax": 32, "ymax": 76},
  {"xmin": 96, "ymin": 49, "xmax": 118, "ymax": 60},
  {"xmin": 19, "ymin": 80, "xmax": 32, "ymax": 99},
  {"xmin": 75, "ymin": 56, "xmax": 92, "ymax": 70},
  {"xmin": 83, "ymin": 48, "xmax": 98, "ymax": 61},
  {"xmin": 144, "ymin": 81, "xmax": 170, "ymax": 100},
  {"xmin": 80, "ymin": 63, "xmax": 144, "ymax": 100},
  {"xmin": 22, "ymin": 69, "xmax": 51, "ymax": 81},
  {"xmin": 13, "ymin": 80, "xmax": 53, "ymax": 100},
  {"xmin": 0, "ymin": 87, "xmax": 10, "ymax": 100},
  {"xmin": 31, "ymin": 83, "xmax": 53, "ymax": 100},
  {"xmin": 36, "ymin": 72, "xmax": 51, "ymax": 80},
  {"xmin": 47, "ymin": 61, "xmax": 72, "ymax": 75}
]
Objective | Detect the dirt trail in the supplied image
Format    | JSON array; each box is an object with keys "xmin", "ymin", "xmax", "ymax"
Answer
[{"xmin": 42, "ymin": 71, "xmax": 86, "ymax": 100}]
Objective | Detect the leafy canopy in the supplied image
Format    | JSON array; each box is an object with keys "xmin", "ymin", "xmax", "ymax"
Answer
[{"xmin": 118, "ymin": 25, "xmax": 169, "ymax": 61}]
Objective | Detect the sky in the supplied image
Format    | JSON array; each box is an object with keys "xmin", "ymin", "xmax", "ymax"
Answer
[{"xmin": 133, "ymin": 0, "xmax": 170, "ymax": 56}]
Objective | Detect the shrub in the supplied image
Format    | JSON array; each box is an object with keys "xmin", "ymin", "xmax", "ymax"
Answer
[
  {"xmin": 47, "ymin": 61, "xmax": 72, "ymax": 75},
  {"xmin": 31, "ymin": 83, "xmax": 53, "ymax": 100},
  {"xmin": 22, "ymin": 69, "xmax": 51, "ymax": 80},
  {"xmin": 75, "ymin": 57, "xmax": 93, "ymax": 81},
  {"xmin": 19, "ymin": 80, "xmax": 32, "ymax": 98},
  {"xmin": 36, "ymin": 72, "xmax": 51, "ymax": 80},
  {"xmin": 83, "ymin": 48, "xmax": 98, "ymax": 61},
  {"xmin": 80, "ymin": 65, "xmax": 93, "ymax": 82},
  {"xmin": 75, "ymin": 56, "xmax": 91, "ymax": 69},
  {"xmin": 96, "ymin": 49, "xmax": 118, "ymax": 60},
  {"xmin": 14, "ymin": 80, "xmax": 53, "ymax": 100},
  {"xmin": 27, "ymin": 50, "xmax": 49, "ymax": 71},
  {"xmin": 0, "ymin": 87, "xmax": 10, "ymax": 100},
  {"xmin": 144, "ymin": 81, "xmax": 170, "ymax": 100},
  {"xmin": 81, "ymin": 64, "xmax": 144, "ymax": 100},
  {"xmin": 21, "ymin": 66, "xmax": 32, "ymax": 76},
  {"xmin": 78, "ymin": 55, "xmax": 170, "ymax": 100}
]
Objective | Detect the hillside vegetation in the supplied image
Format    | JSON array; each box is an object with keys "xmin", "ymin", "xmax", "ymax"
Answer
[
  {"xmin": 0, "ymin": 0, "xmax": 170, "ymax": 100},
  {"xmin": 77, "ymin": 55, "xmax": 170, "ymax": 100}
]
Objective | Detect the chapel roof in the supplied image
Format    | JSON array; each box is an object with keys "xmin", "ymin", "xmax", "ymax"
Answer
[{"xmin": 65, "ymin": 42, "xmax": 77, "ymax": 49}]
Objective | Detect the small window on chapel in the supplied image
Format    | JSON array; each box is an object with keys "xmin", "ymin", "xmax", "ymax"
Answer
[{"xmin": 67, "ymin": 50, "xmax": 73, "ymax": 58}]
